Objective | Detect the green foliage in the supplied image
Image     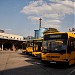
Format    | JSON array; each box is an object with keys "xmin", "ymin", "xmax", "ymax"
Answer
[{"xmin": 44, "ymin": 28, "xmax": 59, "ymax": 34}]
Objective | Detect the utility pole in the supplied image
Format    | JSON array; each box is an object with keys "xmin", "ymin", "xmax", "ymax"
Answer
[{"xmin": 39, "ymin": 18, "xmax": 42, "ymax": 29}]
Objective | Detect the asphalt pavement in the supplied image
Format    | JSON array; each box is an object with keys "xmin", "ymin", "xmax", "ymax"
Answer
[{"xmin": 0, "ymin": 50, "xmax": 75, "ymax": 75}]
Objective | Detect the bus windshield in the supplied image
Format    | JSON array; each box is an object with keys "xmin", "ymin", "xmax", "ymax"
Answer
[{"xmin": 42, "ymin": 39, "xmax": 67, "ymax": 53}]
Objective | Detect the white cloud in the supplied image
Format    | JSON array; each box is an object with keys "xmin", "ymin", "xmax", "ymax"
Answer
[
  {"xmin": 21, "ymin": 0, "xmax": 75, "ymax": 30},
  {"xmin": 28, "ymin": 16, "xmax": 40, "ymax": 20},
  {"xmin": 21, "ymin": 1, "xmax": 52, "ymax": 15},
  {"xmin": 43, "ymin": 14, "xmax": 59, "ymax": 19},
  {"xmin": 21, "ymin": 0, "xmax": 74, "ymax": 15},
  {"xmin": 61, "ymin": 0, "xmax": 75, "ymax": 8},
  {"xmin": 42, "ymin": 21, "xmax": 60, "ymax": 29},
  {"xmin": 47, "ymin": 20, "xmax": 61, "ymax": 23}
]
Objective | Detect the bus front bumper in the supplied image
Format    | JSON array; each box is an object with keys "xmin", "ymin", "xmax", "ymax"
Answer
[{"xmin": 41, "ymin": 60, "xmax": 69, "ymax": 66}]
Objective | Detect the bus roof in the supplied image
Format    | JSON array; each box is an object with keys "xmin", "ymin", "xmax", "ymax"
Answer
[
  {"xmin": 44, "ymin": 32, "xmax": 75, "ymax": 35},
  {"xmin": 44, "ymin": 32, "xmax": 75, "ymax": 38}
]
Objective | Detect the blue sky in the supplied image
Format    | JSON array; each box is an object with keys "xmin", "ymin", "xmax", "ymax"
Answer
[{"xmin": 0, "ymin": 0, "xmax": 75, "ymax": 37}]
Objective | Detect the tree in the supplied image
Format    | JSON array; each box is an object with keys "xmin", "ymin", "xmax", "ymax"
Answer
[{"xmin": 44, "ymin": 28, "xmax": 59, "ymax": 34}]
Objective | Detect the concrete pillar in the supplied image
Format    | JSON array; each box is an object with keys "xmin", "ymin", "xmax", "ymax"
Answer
[
  {"xmin": 2, "ymin": 43, "xmax": 3, "ymax": 51},
  {"xmin": 12, "ymin": 43, "xmax": 16, "ymax": 51}
]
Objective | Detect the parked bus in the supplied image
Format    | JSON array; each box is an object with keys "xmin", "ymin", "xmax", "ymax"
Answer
[
  {"xmin": 26, "ymin": 40, "xmax": 33, "ymax": 54},
  {"xmin": 22, "ymin": 41, "xmax": 27, "ymax": 53},
  {"xmin": 22, "ymin": 40, "xmax": 33, "ymax": 54},
  {"xmin": 32, "ymin": 38, "xmax": 43, "ymax": 58},
  {"xmin": 41, "ymin": 32, "xmax": 75, "ymax": 66}
]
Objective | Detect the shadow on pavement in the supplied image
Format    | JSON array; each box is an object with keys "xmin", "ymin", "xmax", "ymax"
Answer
[
  {"xmin": 0, "ymin": 52, "xmax": 75, "ymax": 75},
  {"xmin": 0, "ymin": 63, "xmax": 52, "ymax": 75},
  {"xmin": 0, "ymin": 59, "xmax": 75, "ymax": 75}
]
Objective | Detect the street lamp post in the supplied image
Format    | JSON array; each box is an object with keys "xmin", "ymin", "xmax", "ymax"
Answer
[{"xmin": 39, "ymin": 18, "xmax": 42, "ymax": 29}]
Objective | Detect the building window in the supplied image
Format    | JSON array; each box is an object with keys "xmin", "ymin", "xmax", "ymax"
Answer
[{"xmin": 11, "ymin": 37, "xmax": 12, "ymax": 38}]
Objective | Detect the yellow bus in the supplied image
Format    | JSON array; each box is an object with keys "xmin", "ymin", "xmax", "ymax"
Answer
[
  {"xmin": 22, "ymin": 40, "xmax": 33, "ymax": 54},
  {"xmin": 32, "ymin": 38, "xmax": 43, "ymax": 58},
  {"xmin": 22, "ymin": 42, "xmax": 27, "ymax": 53},
  {"xmin": 41, "ymin": 32, "xmax": 75, "ymax": 66},
  {"xmin": 26, "ymin": 40, "xmax": 33, "ymax": 54}
]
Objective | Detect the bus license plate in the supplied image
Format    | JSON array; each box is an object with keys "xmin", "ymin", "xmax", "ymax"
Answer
[{"xmin": 50, "ymin": 62, "xmax": 56, "ymax": 64}]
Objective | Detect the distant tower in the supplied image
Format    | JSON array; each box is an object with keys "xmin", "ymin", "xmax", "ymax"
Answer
[{"xmin": 39, "ymin": 18, "xmax": 42, "ymax": 29}]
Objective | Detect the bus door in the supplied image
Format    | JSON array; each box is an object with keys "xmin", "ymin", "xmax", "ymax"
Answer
[
  {"xmin": 68, "ymin": 37, "xmax": 75, "ymax": 65},
  {"xmin": 33, "ymin": 41, "xmax": 38, "ymax": 52},
  {"xmin": 37, "ymin": 42, "xmax": 42, "ymax": 51}
]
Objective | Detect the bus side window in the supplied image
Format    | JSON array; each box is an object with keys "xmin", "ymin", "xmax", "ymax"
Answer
[
  {"xmin": 70, "ymin": 41, "xmax": 74, "ymax": 51},
  {"xmin": 68, "ymin": 40, "xmax": 71, "ymax": 53},
  {"xmin": 69, "ymin": 37, "xmax": 75, "ymax": 52},
  {"xmin": 68, "ymin": 40, "xmax": 74, "ymax": 53}
]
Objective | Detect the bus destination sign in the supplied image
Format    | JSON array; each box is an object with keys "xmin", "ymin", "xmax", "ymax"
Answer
[
  {"xmin": 44, "ymin": 34, "xmax": 68, "ymax": 40},
  {"xmin": 49, "ymin": 35, "xmax": 61, "ymax": 38}
]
